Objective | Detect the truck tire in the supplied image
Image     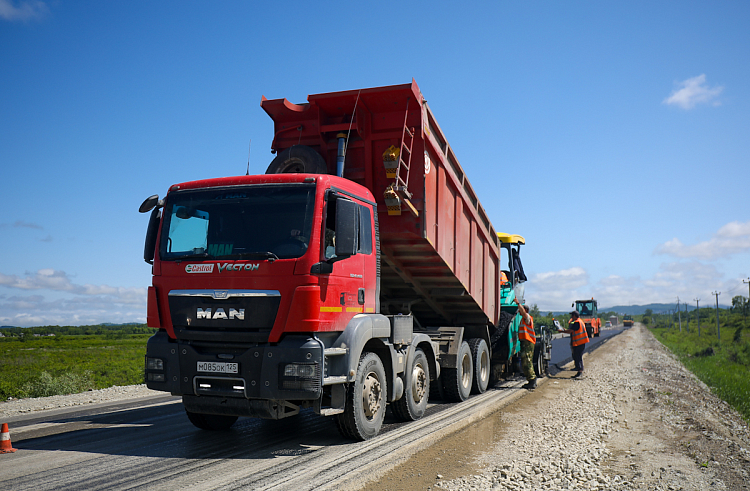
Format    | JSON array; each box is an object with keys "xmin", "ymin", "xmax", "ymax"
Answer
[
  {"xmin": 468, "ymin": 338, "xmax": 490, "ymax": 394},
  {"xmin": 334, "ymin": 352, "xmax": 387, "ymax": 441},
  {"xmin": 441, "ymin": 341, "xmax": 473, "ymax": 402},
  {"xmin": 185, "ymin": 409, "xmax": 238, "ymax": 431},
  {"xmin": 392, "ymin": 349, "xmax": 430, "ymax": 421},
  {"xmin": 489, "ymin": 311, "xmax": 514, "ymax": 387},
  {"xmin": 429, "ymin": 373, "xmax": 446, "ymax": 401},
  {"xmin": 265, "ymin": 145, "xmax": 327, "ymax": 174},
  {"xmin": 490, "ymin": 311, "xmax": 514, "ymax": 360},
  {"xmin": 533, "ymin": 342, "xmax": 544, "ymax": 378}
]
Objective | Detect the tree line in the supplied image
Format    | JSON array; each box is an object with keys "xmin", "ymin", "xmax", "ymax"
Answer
[{"xmin": 0, "ymin": 324, "xmax": 151, "ymax": 338}]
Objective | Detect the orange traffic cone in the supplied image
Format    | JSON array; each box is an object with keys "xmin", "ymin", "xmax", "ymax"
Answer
[{"xmin": 0, "ymin": 423, "xmax": 17, "ymax": 453}]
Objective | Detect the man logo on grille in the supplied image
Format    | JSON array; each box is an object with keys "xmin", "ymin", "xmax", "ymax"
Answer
[{"xmin": 196, "ymin": 308, "xmax": 245, "ymax": 320}]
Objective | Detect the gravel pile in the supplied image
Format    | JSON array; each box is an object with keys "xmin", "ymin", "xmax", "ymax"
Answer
[
  {"xmin": 435, "ymin": 325, "xmax": 750, "ymax": 491},
  {"xmin": 0, "ymin": 384, "xmax": 158, "ymax": 419}
]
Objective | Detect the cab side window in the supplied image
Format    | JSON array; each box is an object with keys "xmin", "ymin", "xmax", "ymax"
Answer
[
  {"xmin": 324, "ymin": 201, "xmax": 337, "ymax": 260},
  {"xmin": 323, "ymin": 197, "xmax": 373, "ymax": 259},
  {"xmin": 358, "ymin": 205, "xmax": 372, "ymax": 255}
]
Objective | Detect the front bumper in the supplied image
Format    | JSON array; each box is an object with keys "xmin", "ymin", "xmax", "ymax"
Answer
[{"xmin": 145, "ymin": 330, "xmax": 323, "ymax": 407}]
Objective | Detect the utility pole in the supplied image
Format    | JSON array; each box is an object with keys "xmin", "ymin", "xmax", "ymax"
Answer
[
  {"xmin": 743, "ymin": 278, "xmax": 750, "ymax": 328},
  {"xmin": 694, "ymin": 298, "xmax": 700, "ymax": 337},
  {"xmin": 677, "ymin": 297, "xmax": 682, "ymax": 332},
  {"xmin": 712, "ymin": 291, "xmax": 721, "ymax": 342}
]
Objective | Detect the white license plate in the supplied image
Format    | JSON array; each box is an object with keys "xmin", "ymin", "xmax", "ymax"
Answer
[{"xmin": 197, "ymin": 361, "xmax": 238, "ymax": 374}]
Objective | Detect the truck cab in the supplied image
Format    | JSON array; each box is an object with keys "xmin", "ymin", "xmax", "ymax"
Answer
[{"xmin": 141, "ymin": 174, "xmax": 404, "ymax": 433}]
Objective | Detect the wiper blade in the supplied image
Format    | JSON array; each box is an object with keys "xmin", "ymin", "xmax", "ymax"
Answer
[
  {"xmin": 234, "ymin": 252, "xmax": 280, "ymax": 261},
  {"xmin": 176, "ymin": 252, "xmax": 213, "ymax": 260}
]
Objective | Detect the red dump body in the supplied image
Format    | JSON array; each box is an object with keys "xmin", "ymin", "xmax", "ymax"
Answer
[{"xmin": 261, "ymin": 81, "xmax": 503, "ymax": 329}]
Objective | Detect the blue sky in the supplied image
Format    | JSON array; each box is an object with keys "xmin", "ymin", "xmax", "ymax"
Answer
[{"xmin": 1, "ymin": 1, "xmax": 749, "ymax": 326}]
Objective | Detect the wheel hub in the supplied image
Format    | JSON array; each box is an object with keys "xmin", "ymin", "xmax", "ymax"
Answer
[
  {"xmin": 362, "ymin": 372, "xmax": 382, "ymax": 419},
  {"xmin": 461, "ymin": 353, "xmax": 472, "ymax": 389},
  {"xmin": 411, "ymin": 364, "xmax": 427, "ymax": 402}
]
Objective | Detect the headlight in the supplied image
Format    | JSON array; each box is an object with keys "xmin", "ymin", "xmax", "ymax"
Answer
[
  {"xmin": 284, "ymin": 364, "xmax": 316, "ymax": 377},
  {"xmin": 146, "ymin": 357, "xmax": 164, "ymax": 370},
  {"xmin": 280, "ymin": 363, "xmax": 320, "ymax": 393}
]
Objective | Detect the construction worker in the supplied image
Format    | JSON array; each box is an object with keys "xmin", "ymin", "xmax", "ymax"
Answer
[
  {"xmin": 559, "ymin": 310, "xmax": 589, "ymax": 379},
  {"xmin": 513, "ymin": 298, "xmax": 536, "ymax": 389}
]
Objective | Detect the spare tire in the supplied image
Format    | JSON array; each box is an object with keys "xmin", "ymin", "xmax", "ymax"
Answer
[{"xmin": 265, "ymin": 145, "xmax": 328, "ymax": 174}]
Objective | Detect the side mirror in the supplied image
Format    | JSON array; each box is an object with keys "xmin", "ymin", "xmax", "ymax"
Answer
[
  {"xmin": 144, "ymin": 208, "xmax": 161, "ymax": 264},
  {"xmin": 334, "ymin": 198, "xmax": 358, "ymax": 257},
  {"xmin": 139, "ymin": 195, "xmax": 160, "ymax": 213}
]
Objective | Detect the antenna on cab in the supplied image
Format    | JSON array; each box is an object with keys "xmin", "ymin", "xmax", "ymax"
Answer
[{"xmin": 246, "ymin": 139, "xmax": 251, "ymax": 175}]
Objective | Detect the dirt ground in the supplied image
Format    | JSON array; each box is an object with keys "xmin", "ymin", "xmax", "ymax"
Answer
[{"xmin": 361, "ymin": 325, "xmax": 750, "ymax": 491}]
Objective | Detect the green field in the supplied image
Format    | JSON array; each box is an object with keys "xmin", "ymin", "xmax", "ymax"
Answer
[
  {"xmin": 0, "ymin": 325, "xmax": 152, "ymax": 400},
  {"xmin": 650, "ymin": 324, "xmax": 750, "ymax": 423}
]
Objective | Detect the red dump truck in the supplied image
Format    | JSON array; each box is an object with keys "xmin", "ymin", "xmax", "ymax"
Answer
[{"xmin": 139, "ymin": 81, "xmax": 530, "ymax": 440}]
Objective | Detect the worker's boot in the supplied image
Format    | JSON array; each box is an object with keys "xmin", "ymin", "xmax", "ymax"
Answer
[{"xmin": 522, "ymin": 379, "xmax": 537, "ymax": 390}]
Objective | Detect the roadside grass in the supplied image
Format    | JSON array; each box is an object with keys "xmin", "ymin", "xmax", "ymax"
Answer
[
  {"xmin": 651, "ymin": 325, "xmax": 750, "ymax": 423},
  {"xmin": 0, "ymin": 333, "xmax": 151, "ymax": 400}
]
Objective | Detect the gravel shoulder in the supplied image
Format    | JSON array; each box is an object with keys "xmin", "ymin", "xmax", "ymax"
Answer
[
  {"xmin": 364, "ymin": 324, "xmax": 750, "ymax": 491},
  {"xmin": 0, "ymin": 384, "xmax": 159, "ymax": 419}
]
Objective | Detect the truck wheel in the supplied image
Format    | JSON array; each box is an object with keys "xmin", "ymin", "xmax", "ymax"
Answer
[
  {"xmin": 468, "ymin": 338, "xmax": 490, "ymax": 394},
  {"xmin": 490, "ymin": 311, "xmax": 513, "ymax": 361},
  {"xmin": 533, "ymin": 343, "xmax": 544, "ymax": 379},
  {"xmin": 185, "ymin": 409, "xmax": 238, "ymax": 431},
  {"xmin": 441, "ymin": 341, "xmax": 473, "ymax": 402},
  {"xmin": 392, "ymin": 349, "xmax": 430, "ymax": 421},
  {"xmin": 265, "ymin": 145, "xmax": 327, "ymax": 174},
  {"xmin": 334, "ymin": 352, "xmax": 387, "ymax": 441},
  {"xmin": 429, "ymin": 373, "xmax": 446, "ymax": 401}
]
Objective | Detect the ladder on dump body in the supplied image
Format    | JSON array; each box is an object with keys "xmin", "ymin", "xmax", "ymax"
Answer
[{"xmin": 394, "ymin": 98, "xmax": 418, "ymax": 216}]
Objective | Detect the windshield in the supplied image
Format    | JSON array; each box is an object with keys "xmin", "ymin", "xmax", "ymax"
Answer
[
  {"xmin": 159, "ymin": 183, "xmax": 316, "ymax": 261},
  {"xmin": 576, "ymin": 301, "xmax": 595, "ymax": 316}
]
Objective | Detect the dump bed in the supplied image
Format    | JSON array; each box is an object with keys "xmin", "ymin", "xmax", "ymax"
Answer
[{"xmin": 261, "ymin": 81, "xmax": 504, "ymax": 329}]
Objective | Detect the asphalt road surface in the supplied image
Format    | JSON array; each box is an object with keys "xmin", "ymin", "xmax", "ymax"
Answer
[
  {"xmin": 549, "ymin": 325, "xmax": 630, "ymax": 374},
  {"xmin": 0, "ymin": 381, "xmax": 534, "ymax": 490},
  {"xmin": 0, "ymin": 327, "xmax": 627, "ymax": 490}
]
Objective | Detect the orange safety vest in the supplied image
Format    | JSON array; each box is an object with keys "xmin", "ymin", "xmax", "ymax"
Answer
[
  {"xmin": 519, "ymin": 314, "xmax": 535, "ymax": 344},
  {"xmin": 570, "ymin": 318, "xmax": 589, "ymax": 346}
]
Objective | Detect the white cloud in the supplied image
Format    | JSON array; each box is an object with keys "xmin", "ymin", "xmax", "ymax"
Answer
[
  {"xmin": 654, "ymin": 220, "xmax": 750, "ymax": 259},
  {"xmin": 13, "ymin": 220, "xmax": 44, "ymax": 230},
  {"xmin": 663, "ymin": 74, "xmax": 723, "ymax": 110},
  {"xmin": 0, "ymin": 269, "xmax": 145, "ymax": 297},
  {"xmin": 0, "ymin": 0, "xmax": 48, "ymax": 21},
  {"xmin": 525, "ymin": 267, "xmax": 589, "ymax": 310},
  {"xmin": 0, "ymin": 269, "xmax": 146, "ymax": 326},
  {"xmin": 525, "ymin": 261, "xmax": 739, "ymax": 312},
  {"xmin": 533, "ymin": 267, "xmax": 589, "ymax": 290}
]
